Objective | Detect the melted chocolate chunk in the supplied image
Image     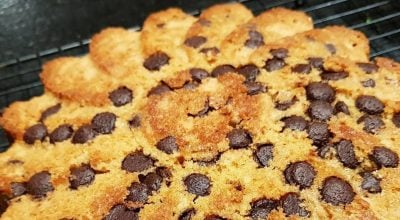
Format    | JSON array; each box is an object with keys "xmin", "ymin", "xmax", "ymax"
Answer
[
  {"xmin": 104, "ymin": 204, "xmax": 138, "ymax": 220},
  {"xmin": 227, "ymin": 128, "xmax": 253, "ymax": 149},
  {"xmin": 11, "ymin": 182, "xmax": 26, "ymax": 197},
  {"xmin": 249, "ymin": 198, "xmax": 278, "ymax": 219},
  {"xmin": 26, "ymin": 171, "xmax": 54, "ymax": 198},
  {"xmin": 325, "ymin": 43, "xmax": 336, "ymax": 54},
  {"xmin": 244, "ymin": 81, "xmax": 267, "ymax": 96},
  {"xmin": 264, "ymin": 58, "xmax": 285, "ymax": 72},
  {"xmin": 140, "ymin": 172, "xmax": 163, "ymax": 192},
  {"xmin": 355, "ymin": 95, "xmax": 384, "ymax": 115},
  {"xmin": 357, "ymin": 114, "xmax": 384, "ymax": 134},
  {"xmin": 184, "ymin": 36, "xmax": 207, "ymax": 48},
  {"xmin": 109, "ymin": 86, "xmax": 133, "ymax": 107},
  {"xmin": 69, "ymin": 164, "xmax": 96, "ymax": 189},
  {"xmin": 361, "ymin": 172, "xmax": 381, "ymax": 193},
  {"xmin": 126, "ymin": 182, "xmax": 148, "ymax": 203},
  {"xmin": 370, "ymin": 146, "xmax": 399, "ymax": 168},
  {"xmin": 129, "ymin": 115, "xmax": 141, "ymax": 128},
  {"xmin": 211, "ymin": 65, "xmax": 236, "ymax": 77},
  {"xmin": 334, "ymin": 101, "xmax": 350, "ymax": 115},
  {"xmin": 143, "ymin": 52, "xmax": 170, "ymax": 71},
  {"xmin": 39, "ymin": 103, "xmax": 61, "ymax": 122},
  {"xmin": 282, "ymin": 116, "xmax": 308, "ymax": 131},
  {"xmin": 292, "ymin": 64, "xmax": 311, "ymax": 74},
  {"xmin": 357, "ymin": 62, "xmax": 379, "ymax": 74},
  {"xmin": 23, "ymin": 124, "xmax": 48, "ymax": 144},
  {"xmin": 236, "ymin": 64, "xmax": 260, "ymax": 82},
  {"xmin": 71, "ymin": 124, "xmax": 97, "ymax": 144},
  {"xmin": 0, "ymin": 193, "xmax": 8, "ymax": 216},
  {"xmin": 179, "ymin": 208, "xmax": 196, "ymax": 220},
  {"xmin": 270, "ymin": 48, "xmax": 288, "ymax": 59},
  {"xmin": 147, "ymin": 83, "xmax": 172, "ymax": 96},
  {"xmin": 320, "ymin": 70, "xmax": 349, "ymax": 81},
  {"xmin": 245, "ymin": 30, "xmax": 264, "ymax": 49},
  {"xmin": 184, "ymin": 173, "xmax": 211, "ymax": 196},
  {"xmin": 200, "ymin": 47, "xmax": 220, "ymax": 55},
  {"xmin": 91, "ymin": 112, "xmax": 116, "ymax": 134},
  {"xmin": 275, "ymin": 97, "xmax": 298, "ymax": 111},
  {"xmin": 393, "ymin": 112, "xmax": 400, "ymax": 128},
  {"xmin": 308, "ymin": 101, "xmax": 334, "ymax": 121},
  {"xmin": 308, "ymin": 57, "xmax": 324, "ymax": 69},
  {"xmin": 306, "ymin": 82, "xmax": 336, "ymax": 103},
  {"xmin": 121, "ymin": 152, "xmax": 154, "ymax": 173},
  {"xmin": 156, "ymin": 136, "xmax": 179, "ymax": 154},
  {"xmin": 189, "ymin": 68, "xmax": 209, "ymax": 82},
  {"xmin": 284, "ymin": 161, "xmax": 316, "ymax": 189},
  {"xmin": 321, "ymin": 176, "xmax": 355, "ymax": 206},
  {"xmin": 49, "ymin": 124, "xmax": 73, "ymax": 144},
  {"xmin": 361, "ymin": 79, "xmax": 376, "ymax": 88},
  {"xmin": 334, "ymin": 140, "xmax": 359, "ymax": 169},
  {"xmin": 307, "ymin": 121, "xmax": 330, "ymax": 146},
  {"xmin": 254, "ymin": 144, "xmax": 273, "ymax": 167},
  {"xmin": 280, "ymin": 192, "xmax": 310, "ymax": 217}
]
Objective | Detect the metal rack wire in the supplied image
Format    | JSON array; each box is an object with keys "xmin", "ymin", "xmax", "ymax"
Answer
[{"xmin": 0, "ymin": 0, "xmax": 399, "ymax": 151}]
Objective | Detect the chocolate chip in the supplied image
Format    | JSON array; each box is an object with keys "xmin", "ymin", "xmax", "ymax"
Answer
[
  {"xmin": 179, "ymin": 208, "xmax": 196, "ymax": 220},
  {"xmin": 270, "ymin": 48, "xmax": 288, "ymax": 59},
  {"xmin": 275, "ymin": 97, "xmax": 298, "ymax": 111},
  {"xmin": 39, "ymin": 103, "xmax": 61, "ymax": 122},
  {"xmin": 308, "ymin": 101, "xmax": 334, "ymax": 121},
  {"xmin": 189, "ymin": 68, "xmax": 209, "ymax": 82},
  {"xmin": 211, "ymin": 65, "xmax": 235, "ymax": 77},
  {"xmin": 292, "ymin": 64, "xmax": 311, "ymax": 74},
  {"xmin": 370, "ymin": 146, "xmax": 399, "ymax": 168},
  {"xmin": 69, "ymin": 164, "xmax": 96, "ymax": 189},
  {"xmin": 361, "ymin": 172, "xmax": 381, "ymax": 193},
  {"xmin": 308, "ymin": 57, "xmax": 324, "ymax": 69},
  {"xmin": 254, "ymin": 144, "xmax": 273, "ymax": 167},
  {"xmin": 71, "ymin": 124, "xmax": 97, "ymax": 144},
  {"xmin": 104, "ymin": 204, "xmax": 138, "ymax": 220},
  {"xmin": 156, "ymin": 136, "xmax": 179, "ymax": 154},
  {"xmin": 361, "ymin": 79, "xmax": 375, "ymax": 88},
  {"xmin": 200, "ymin": 47, "xmax": 220, "ymax": 55},
  {"xmin": 334, "ymin": 140, "xmax": 359, "ymax": 169},
  {"xmin": 321, "ymin": 176, "xmax": 355, "ymax": 205},
  {"xmin": 306, "ymin": 82, "xmax": 336, "ymax": 103},
  {"xmin": 334, "ymin": 101, "xmax": 350, "ymax": 115},
  {"xmin": 357, "ymin": 62, "xmax": 379, "ymax": 74},
  {"xmin": 91, "ymin": 112, "xmax": 117, "ymax": 134},
  {"xmin": 126, "ymin": 182, "xmax": 148, "ymax": 203},
  {"xmin": 357, "ymin": 114, "xmax": 384, "ymax": 134},
  {"xmin": 282, "ymin": 116, "xmax": 308, "ymax": 131},
  {"xmin": 23, "ymin": 124, "xmax": 47, "ymax": 144},
  {"xmin": 245, "ymin": 30, "xmax": 264, "ymax": 49},
  {"xmin": 188, "ymin": 100, "xmax": 214, "ymax": 117},
  {"xmin": 0, "ymin": 193, "xmax": 8, "ymax": 216},
  {"xmin": 264, "ymin": 58, "xmax": 285, "ymax": 72},
  {"xmin": 325, "ymin": 43, "xmax": 336, "ymax": 54},
  {"xmin": 11, "ymin": 182, "xmax": 26, "ymax": 197},
  {"xmin": 205, "ymin": 215, "xmax": 227, "ymax": 220},
  {"xmin": 147, "ymin": 83, "xmax": 172, "ymax": 96},
  {"xmin": 129, "ymin": 115, "xmax": 141, "ymax": 128},
  {"xmin": 236, "ymin": 64, "xmax": 260, "ymax": 82},
  {"xmin": 318, "ymin": 144, "xmax": 331, "ymax": 158},
  {"xmin": 320, "ymin": 70, "xmax": 349, "ymax": 81},
  {"xmin": 280, "ymin": 192, "xmax": 310, "ymax": 217},
  {"xmin": 49, "ymin": 124, "xmax": 73, "ymax": 144},
  {"xmin": 284, "ymin": 161, "xmax": 316, "ymax": 189},
  {"xmin": 307, "ymin": 121, "xmax": 330, "ymax": 146},
  {"xmin": 355, "ymin": 95, "xmax": 384, "ymax": 115},
  {"xmin": 156, "ymin": 167, "xmax": 172, "ymax": 180},
  {"xmin": 184, "ymin": 36, "xmax": 207, "ymax": 48},
  {"xmin": 122, "ymin": 152, "xmax": 154, "ymax": 173},
  {"xmin": 194, "ymin": 154, "xmax": 222, "ymax": 166},
  {"xmin": 184, "ymin": 173, "xmax": 211, "ymax": 196},
  {"xmin": 183, "ymin": 82, "xmax": 199, "ymax": 90},
  {"xmin": 143, "ymin": 52, "xmax": 170, "ymax": 71},
  {"xmin": 26, "ymin": 171, "xmax": 54, "ymax": 198},
  {"xmin": 227, "ymin": 128, "xmax": 253, "ymax": 149},
  {"xmin": 109, "ymin": 86, "xmax": 133, "ymax": 107},
  {"xmin": 140, "ymin": 172, "xmax": 163, "ymax": 192},
  {"xmin": 249, "ymin": 198, "xmax": 278, "ymax": 219},
  {"xmin": 244, "ymin": 82, "xmax": 266, "ymax": 95},
  {"xmin": 393, "ymin": 112, "xmax": 400, "ymax": 128}
]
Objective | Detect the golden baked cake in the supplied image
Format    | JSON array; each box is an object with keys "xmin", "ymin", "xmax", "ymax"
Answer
[{"xmin": 0, "ymin": 3, "xmax": 399, "ymax": 219}]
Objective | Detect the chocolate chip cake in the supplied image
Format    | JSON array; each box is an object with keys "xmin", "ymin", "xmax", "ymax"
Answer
[{"xmin": 1, "ymin": 3, "xmax": 400, "ymax": 219}]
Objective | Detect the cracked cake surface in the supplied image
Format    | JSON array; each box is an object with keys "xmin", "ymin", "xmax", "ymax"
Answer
[{"xmin": 0, "ymin": 3, "xmax": 400, "ymax": 220}]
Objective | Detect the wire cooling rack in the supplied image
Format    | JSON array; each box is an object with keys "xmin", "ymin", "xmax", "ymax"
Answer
[{"xmin": 0, "ymin": 0, "xmax": 399, "ymax": 151}]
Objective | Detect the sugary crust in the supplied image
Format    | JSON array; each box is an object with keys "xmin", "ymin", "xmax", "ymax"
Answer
[{"xmin": 220, "ymin": 7, "xmax": 313, "ymax": 66}]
